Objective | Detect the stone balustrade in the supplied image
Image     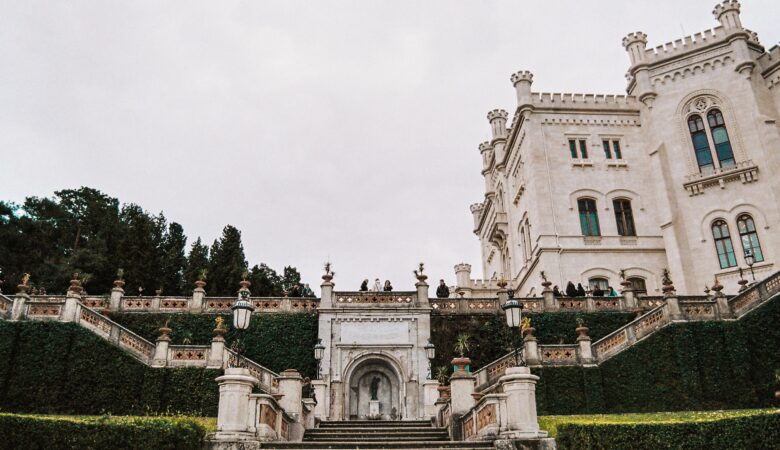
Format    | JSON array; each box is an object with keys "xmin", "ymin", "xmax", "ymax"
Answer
[
  {"xmin": 333, "ymin": 291, "xmax": 417, "ymax": 306},
  {"xmin": 115, "ymin": 295, "xmax": 318, "ymax": 314}
]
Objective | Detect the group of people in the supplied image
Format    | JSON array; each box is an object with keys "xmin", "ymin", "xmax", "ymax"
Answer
[
  {"xmin": 359, "ymin": 278, "xmax": 393, "ymax": 292},
  {"xmin": 553, "ymin": 282, "xmax": 618, "ymax": 298}
]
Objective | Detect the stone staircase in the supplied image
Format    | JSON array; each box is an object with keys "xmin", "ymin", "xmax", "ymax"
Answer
[{"xmin": 260, "ymin": 420, "xmax": 494, "ymax": 449}]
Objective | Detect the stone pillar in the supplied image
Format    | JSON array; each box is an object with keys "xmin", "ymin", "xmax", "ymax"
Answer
[
  {"xmin": 10, "ymin": 286, "xmax": 29, "ymax": 321},
  {"xmin": 151, "ymin": 294, "xmax": 161, "ymax": 312},
  {"xmin": 422, "ymin": 380, "xmax": 440, "ymax": 418},
  {"xmin": 712, "ymin": 279, "xmax": 732, "ymax": 319},
  {"xmin": 329, "ymin": 381, "xmax": 343, "ymax": 420},
  {"xmin": 576, "ymin": 328, "xmax": 594, "ymax": 365},
  {"xmin": 311, "ymin": 380, "xmax": 328, "ymax": 419},
  {"xmin": 662, "ymin": 274, "xmax": 682, "ymax": 321},
  {"xmin": 449, "ymin": 364, "xmax": 475, "ymax": 440},
  {"xmin": 320, "ymin": 275, "xmax": 334, "ymax": 309},
  {"xmin": 541, "ymin": 282, "xmax": 556, "ymax": 311},
  {"xmin": 621, "ymin": 283, "xmax": 636, "ymax": 309},
  {"xmin": 416, "ymin": 275, "xmax": 429, "ymax": 307},
  {"xmin": 151, "ymin": 330, "xmax": 171, "ymax": 367},
  {"xmin": 498, "ymin": 366, "xmax": 544, "ymax": 439},
  {"xmin": 191, "ymin": 280, "xmax": 206, "ymax": 312},
  {"xmin": 214, "ymin": 367, "xmax": 259, "ymax": 440},
  {"xmin": 454, "ymin": 263, "xmax": 473, "ymax": 298},
  {"xmin": 208, "ymin": 331, "xmax": 226, "ymax": 369},
  {"xmin": 523, "ymin": 329, "xmax": 540, "ymax": 366},
  {"xmin": 61, "ymin": 290, "xmax": 81, "ymax": 322},
  {"xmin": 278, "ymin": 369, "xmax": 304, "ymax": 441},
  {"xmin": 302, "ymin": 398, "xmax": 317, "ymax": 430},
  {"xmin": 110, "ymin": 284, "xmax": 124, "ymax": 311}
]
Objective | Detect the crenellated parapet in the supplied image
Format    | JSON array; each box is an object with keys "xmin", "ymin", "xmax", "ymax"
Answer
[
  {"xmin": 622, "ymin": 31, "xmax": 648, "ymax": 66},
  {"xmin": 529, "ymin": 92, "xmax": 639, "ymax": 110},
  {"xmin": 713, "ymin": 0, "xmax": 742, "ymax": 30},
  {"xmin": 487, "ymin": 109, "xmax": 508, "ymax": 140},
  {"xmin": 510, "ymin": 70, "xmax": 534, "ymax": 107}
]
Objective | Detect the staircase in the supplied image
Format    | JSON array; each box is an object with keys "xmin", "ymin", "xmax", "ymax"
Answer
[{"xmin": 260, "ymin": 420, "xmax": 494, "ymax": 449}]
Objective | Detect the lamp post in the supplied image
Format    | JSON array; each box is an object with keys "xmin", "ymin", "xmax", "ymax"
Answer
[
  {"xmin": 501, "ymin": 298, "xmax": 525, "ymax": 366},
  {"xmin": 230, "ymin": 290, "xmax": 255, "ymax": 367},
  {"xmin": 745, "ymin": 249, "xmax": 756, "ymax": 281},
  {"xmin": 424, "ymin": 341, "xmax": 436, "ymax": 380},
  {"xmin": 314, "ymin": 339, "xmax": 325, "ymax": 380}
]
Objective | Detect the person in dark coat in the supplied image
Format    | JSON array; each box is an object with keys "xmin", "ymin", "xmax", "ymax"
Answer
[
  {"xmin": 383, "ymin": 280, "xmax": 393, "ymax": 291},
  {"xmin": 359, "ymin": 279, "xmax": 368, "ymax": 291},
  {"xmin": 552, "ymin": 285, "xmax": 562, "ymax": 297},
  {"xmin": 565, "ymin": 281, "xmax": 577, "ymax": 297},
  {"xmin": 592, "ymin": 286, "xmax": 604, "ymax": 297},
  {"xmin": 436, "ymin": 279, "xmax": 450, "ymax": 298},
  {"xmin": 576, "ymin": 283, "xmax": 586, "ymax": 297}
]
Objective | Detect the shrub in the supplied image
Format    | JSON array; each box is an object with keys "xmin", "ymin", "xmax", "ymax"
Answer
[
  {"xmin": 555, "ymin": 411, "xmax": 780, "ymax": 450},
  {"xmin": 0, "ymin": 413, "xmax": 207, "ymax": 450}
]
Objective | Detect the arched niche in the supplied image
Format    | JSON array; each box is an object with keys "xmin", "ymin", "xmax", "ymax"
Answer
[{"xmin": 343, "ymin": 353, "xmax": 405, "ymax": 420}]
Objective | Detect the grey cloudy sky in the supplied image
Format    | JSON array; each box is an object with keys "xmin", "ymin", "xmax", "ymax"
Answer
[{"xmin": 1, "ymin": 0, "xmax": 778, "ymax": 293}]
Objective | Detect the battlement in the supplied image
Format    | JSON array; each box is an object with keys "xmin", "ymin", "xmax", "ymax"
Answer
[
  {"xmin": 469, "ymin": 202, "xmax": 484, "ymax": 213},
  {"xmin": 713, "ymin": 0, "xmax": 740, "ymax": 20},
  {"xmin": 530, "ymin": 92, "xmax": 639, "ymax": 110},
  {"xmin": 510, "ymin": 70, "xmax": 534, "ymax": 85},
  {"xmin": 487, "ymin": 109, "xmax": 508, "ymax": 121},
  {"xmin": 622, "ymin": 31, "xmax": 648, "ymax": 48},
  {"xmin": 757, "ymin": 44, "xmax": 780, "ymax": 69},
  {"xmin": 454, "ymin": 263, "xmax": 472, "ymax": 272},
  {"xmin": 478, "ymin": 141, "xmax": 492, "ymax": 152}
]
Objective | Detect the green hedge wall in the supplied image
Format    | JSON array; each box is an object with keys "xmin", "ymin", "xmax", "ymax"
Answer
[
  {"xmin": 0, "ymin": 414, "xmax": 207, "ymax": 450},
  {"xmin": 107, "ymin": 312, "xmax": 319, "ymax": 378},
  {"xmin": 556, "ymin": 411, "xmax": 780, "ymax": 450},
  {"xmin": 0, "ymin": 321, "xmax": 220, "ymax": 416},
  {"xmin": 430, "ymin": 311, "xmax": 636, "ymax": 371},
  {"xmin": 533, "ymin": 295, "xmax": 780, "ymax": 415}
]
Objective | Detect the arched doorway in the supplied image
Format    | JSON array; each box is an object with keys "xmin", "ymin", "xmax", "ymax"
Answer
[{"xmin": 343, "ymin": 353, "xmax": 405, "ymax": 420}]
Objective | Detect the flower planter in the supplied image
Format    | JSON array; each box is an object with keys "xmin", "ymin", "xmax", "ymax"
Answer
[
  {"xmin": 576, "ymin": 326, "xmax": 589, "ymax": 339},
  {"xmin": 522, "ymin": 326, "xmax": 535, "ymax": 338},
  {"xmin": 195, "ymin": 280, "xmax": 206, "ymax": 289},
  {"xmin": 436, "ymin": 385, "xmax": 451, "ymax": 400},
  {"xmin": 239, "ymin": 280, "xmax": 251, "ymax": 290},
  {"xmin": 16, "ymin": 284, "xmax": 29, "ymax": 295},
  {"xmin": 213, "ymin": 327, "xmax": 227, "ymax": 338},
  {"xmin": 451, "ymin": 356, "xmax": 471, "ymax": 373}
]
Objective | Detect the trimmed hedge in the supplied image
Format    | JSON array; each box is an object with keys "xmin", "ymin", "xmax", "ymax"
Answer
[
  {"xmin": 556, "ymin": 411, "xmax": 780, "ymax": 450},
  {"xmin": 0, "ymin": 413, "xmax": 207, "ymax": 450},
  {"xmin": 532, "ymin": 295, "xmax": 780, "ymax": 414},
  {"xmin": 430, "ymin": 311, "xmax": 636, "ymax": 371},
  {"xmin": 0, "ymin": 321, "xmax": 220, "ymax": 416},
  {"xmin": 107, "ymin": 312, "xmax": 319, "ymax": 378}
]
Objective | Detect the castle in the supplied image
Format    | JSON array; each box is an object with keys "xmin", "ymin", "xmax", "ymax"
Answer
[{"xmin": 459, "ymin": 0, "xmax": 780, "ymax": 297}]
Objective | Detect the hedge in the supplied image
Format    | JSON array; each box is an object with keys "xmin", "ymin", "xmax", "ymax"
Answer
[
  {"xmin": 430, "ymin": 311, "xmax": 636, "ymax": 371},
  {"xmin": 0, "ymin": 321, "xmax": 220, "ymax": 416},
  {"xmin": 532, "ymin": 294, "xmax": 780, "ymax": 414},
  {"xmin": 555, "ymin": 411, "xmax": 780, "ymax": 450},
  {"xmin": 0, "ymin": 413, "xmax": 207, "ymax": 450},
  {"xmin": 108, "ymin": 312, "xmax": 319, "ymax": 378}
]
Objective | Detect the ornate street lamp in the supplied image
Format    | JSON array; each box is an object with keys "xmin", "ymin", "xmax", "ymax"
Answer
[
  {"xmin": 230, "ymin": 290, "xmax": 255, "ymax": 367},
  {"xmin": 744, "ymin": 249, "xmax": 756, "ymax": 281},
  {"xmin": 314, "ymin": 339, "xmax": 325, "ymax": 380},
  {"xmin": 501, "ymin": 298, "xmax": 525, "ymax": 366},
  {"xmin": 424, "ymin": 341, "xmax": 436, "ymax": 379}
]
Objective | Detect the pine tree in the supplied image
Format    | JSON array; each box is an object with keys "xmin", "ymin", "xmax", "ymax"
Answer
[
  {"xmin": 184, "ymin": 238, "xmax": 209, "ymax": 291},
  {"xmin": 160, "ymin": 222, "xmax": 187, "ymax": 295},
  {"xmin": 248, "ymin": 263, "xmax": 283, "ymax": 296},
  {"xmin": 116, "ymin": 204, "xmax": 166, "ymax": 296},
  {"xmin": 207, "ymin": 225, "xmax": 247, "ymax": 296},
  {"xmin": 283, "ymin": 266, "xmax": 303, "ymax": 297}
]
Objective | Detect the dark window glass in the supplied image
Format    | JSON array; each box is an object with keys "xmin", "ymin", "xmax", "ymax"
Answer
[
  {"xmin": 613, "ymin": 199, "xmax": 636, "ymax": 236},
  {"xmin": 589, "ymin": 278, "xmax": 608, "ymax": 292},
  {"xmin": 612, "ymin": 140, "xmax": 622, "ymax": 159},
  {"xmin": 628, "ymin": 277, "xmax": 647, "ymax": 295},
  {"xmin": 712, "ymin": 220, "xmax": 737, "ymax": 269},
  {"xmin": 707, "ymin": 109, "xmax": 735, "ymax": 168},
  {"xmin": 688, "ymin": 115, "xmax": 714, "ymax": 172},
  {"xmin": 578, "ymin": 140, "xmax": 588, "ymax": 159},
  {"xmin": 603, "ymin": 140, "xmax": 612, "ymax": 159},
  {"xmin": 569, "ymin": 140, "xmax": 577, "ymax": 158},
  {"xmin": 737, "ymin": 214, "xmax": 764, "ymax": 262},
  {"xmin": 578, "ymin": 198, "xmax": 600, "ymax": 236}
]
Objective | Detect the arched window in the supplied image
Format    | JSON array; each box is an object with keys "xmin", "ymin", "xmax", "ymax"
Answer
[
  {"xmin": 588, "ymin": 277, "xmax": 609, "ymax": 294},
  {"xmin": 628, "ymin": 277, "xmax": 647, "ymax": 295},
  {"xmin": 519, "ymin": 225, "xmax": 528, "ymax": 261},
  {"xmin": 707, "ymin": 109, "xmax": 735, "ymax": 168},
  {"xmin": 578, "ymin": 198, "xmax": 600, "ymax": 236},
  {"xmin": 688, "ymin": 114, "xmax": 714, "ymax": 173},
  {"xmin": 712, "ymin": 220, "xmax": 737, "ymax": 269},
  {"xmin": 613, "ymin": 199, "xmax": 636, "ymax": 236},
  {"xmin": 737, "ymin": 214, "xmax": 764, "ymax": 263}
]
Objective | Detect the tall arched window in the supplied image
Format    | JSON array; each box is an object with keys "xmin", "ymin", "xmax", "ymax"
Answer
[
  {"xmin": 628, "ymin": 277, "xmax": 647, "ymax": 295},
  {"xmin": 737, "ymin": 214, "xmax": 764, "ymax": 263},
  {"xmin": 712, "ymin": 220, "xmax": 737, "ymax": 269},
  {"xmin": 688, "ymin": 114, "xmax": 714, "ymax": 172},
  {"xmin": 613, "ymin": 199, "xmax": 636, "ymax": 236},
  {"xmin": 578, "ymin": 198, "xmax": 600, "ymax": 236},
  {"xmin": 707, "ymin": 109, "xmax": 735, "ymax": 168},
  {"xmin": 519, "ymin": 225, "xmax": 528, "ymax": 261},
  {"xmin": 588, "ymin": 277, "xmax": 609, "ymax": 293}
]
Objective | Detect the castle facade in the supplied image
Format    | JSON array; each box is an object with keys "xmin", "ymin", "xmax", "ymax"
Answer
[{"xmin": 463, "ymin": 1, "xmax": 780, "ymax": 296}]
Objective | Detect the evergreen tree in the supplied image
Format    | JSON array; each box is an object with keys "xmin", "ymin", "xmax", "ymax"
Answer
[
  {"xmin": 283, "ymin": 266, "xmax": 303, "ymax": 296},
  {"xmin": 247, "ymin": 263, "xmax": 283, "ymax": 296},
  {"xmin": 184, "ymin": 238, "xmax": 209, "ymax": 290},
  {"xmin": 207, "ymin": 225, "xmax": 247, "ymax": 296},
  {"xmin": 116, "ymin": 204, "xmax": 166, "ymax": 295},
  {"xmin": 160, "ymin": 222, "xmax": 187, "ymax": 295}
]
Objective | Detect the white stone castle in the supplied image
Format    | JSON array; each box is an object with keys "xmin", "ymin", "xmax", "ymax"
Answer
[{"xmin": 458, "ymin": 0, "xmax": 780, "ymax": 297}]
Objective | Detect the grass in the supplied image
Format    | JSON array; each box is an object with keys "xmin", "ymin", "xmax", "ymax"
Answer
[
  {"xmin": 538, "ymin": 408, "xmax": 778, "ymax": 437},
  {"xmin": 0, "ymin": 413, "xmax": 218, "ymax": 432}
]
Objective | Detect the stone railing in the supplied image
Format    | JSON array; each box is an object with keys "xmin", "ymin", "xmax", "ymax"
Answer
[
  {"xmin": 461, "ymin": 395, "xmax": 503, "ymax": 441},
  {"xmin": 116, "ymin": 295, "xmax": 318, "ymax": 314},
  {"xmin": 430, "ymin": 297, "xmax": 543, "ymax": 314},
  {"xmin": 249, "ymin": 393, "xmax": 294, "ymax": 441},
  {"xmin": 226, "ymin": 349, "xmax": 278, "ymax": 394},
  {"xmin": 472, "ymin": 270, "xmax": 780, "ymax": 388},
  {"xmin": 333, "ymin": 291, "xmax": 416, "ymax": 306},
  {"xmin": 0, "ymin": 293, "xmax": 12, "ymax": 318}
]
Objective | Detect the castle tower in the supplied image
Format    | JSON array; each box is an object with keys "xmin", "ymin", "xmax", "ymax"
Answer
[
  {"xmin": 713, "ymin": 0, "xmax": 742, "ymax": 31},
  {"xmin": 510, "ymin": 70, "xmax": 533, "ymax": 107}
]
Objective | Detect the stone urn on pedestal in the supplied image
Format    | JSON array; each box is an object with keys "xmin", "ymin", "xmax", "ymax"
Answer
[{"xmin": 451, "ymin": 333, "xmax": 472, "ymax": 373}]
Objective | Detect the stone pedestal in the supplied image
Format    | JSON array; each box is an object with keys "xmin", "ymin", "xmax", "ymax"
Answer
[
  {"xmin": 577, "ymin": 335, "xmax": 594, "ymax": 365},
  {"xmin": 208, "ymin": 335, "xmax": 226, "ymax": 368},
  {"xmin": 151, "ymin": 334, "xmax": 170, "ymax": 368},
  {"xmin": 449, "ymin": 370, "xmax": 475, "ymax": 416},
  {"xmin": 368, "ymin": 400, "xmax": 381, "ymax": 419},
  {"xmin": 542, "ymin": 288, "xmax": 556, "ymax": 311},
  {"xmin": 416, "ymin": 277, "xmax": 429, "ymax": 307},
  {"xmin": 191, "ymin": 286, "xmax": 206, "ymax": 312},
  {"xmin": 523, "ymin": 334, "xmax": 540, "ymax": 365},
  {"xmin": 665, "ymin": 295, "xmax": 683, "ymax": 321},
  {"xmin": 311, "ymin": 380, "xmax": 327, "ymax": 419},
  {"xmin": 10, "ymin": 293, "xmax": 28, "ymax": 320},
  {"xmin": 61, "ymin": 293, "xmax": 80, "ymax": 322},
  {"xmin": 715, "ymin": 293, "xmax": 732, "ymax": 319},
  {"xmin": 277, "ymin": 369, "xmax": 304, "ymax": 441},
  {"xmin": 319, "ymin": 278, "xmax": 334, "ymax": 309},
  {"xmin": 498, "ymin": 366, "xmax": 547, "ymax": 439},
  {"xmin": 214, "ymin": 368, "xmax": 259, "ymax": 441},
  {"xmin": 110, "ymin": 287, "xmax": 124, "ymax": 311},
  {"xmin": 422, "ymin": 380, "xmax": 440, "ymax": 418}
]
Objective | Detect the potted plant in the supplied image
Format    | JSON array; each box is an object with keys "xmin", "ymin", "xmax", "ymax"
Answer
[
  {"xmin": 240, "ymin": 270, "xmax": 251, "ymax": 290},
  {"xmin": 68, "ymin": 273, "xmax": 84, "ymax": 294},
  {"xmin": 452, "ymin": 333, "xmax": 472, "ymax": 372},
  {"xmin": 114, "ymin": 268, "xmax": 125, "ymax": 289},
  {"xmin": 180, "ymin": 331, "xmax": 193, "ymax": 345},
  {"xmin": 575, "ymin": 316, "xmax": 589, "ymax": 339},
  {"xmin": 435, "ymin": 366, "xmax": 451, "ymax": 399},
  {"xmin": 195, "ymin": 269, "xmax": 208, "ymax": 289},
  {"xmin": 158, "ymin": 319, "xmax": 172, "ymax": 338},
  {"xmin": 213, "ymin": 316, "xmax": 227, "ymax": 338}
]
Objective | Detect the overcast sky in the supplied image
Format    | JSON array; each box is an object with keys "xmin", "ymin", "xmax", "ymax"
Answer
[{"xmin": 1, "ymin": 1, "xmax": 778, "ymax": 293}]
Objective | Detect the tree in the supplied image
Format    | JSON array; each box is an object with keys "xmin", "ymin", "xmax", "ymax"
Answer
[
  {"xmin": 184, "ymin": 238, "xmax": 209, "ymax": 290},
  {"xmin": 207, "ymin": 225, "xmax": 247, "ymax": 296},
  {"xmin": 247, "ymin": 263, "xmax": 282, "ymax": 297},
  {"xmin": 160, "ymin": 222, "xmax": 187, "ymax": 295},
  {"xmin": 116, "ymin": 204, "xmax": 166, "ymax": 295},
  {"xmin": 282, "ymin": 266, "xmax": 303, "ymax": 297}
]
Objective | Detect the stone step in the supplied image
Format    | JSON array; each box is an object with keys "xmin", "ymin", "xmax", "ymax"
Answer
[
  {"xmin": 318, "ymin": 421, "xmax": 432, "ymax": 428},
  {"xmin": 306, "ymin": 430, "xmax": 448, "ymax": 437},
  {"xmin": 304, "ymin": 436, "xmax": 450, "ymax": 442},
  {"xmin": 259, "ymin": 441, "xmax": 494, "ymax": 449},
  {"xmin": 308, "ymin": 427, "xmax": 441, "ymax": 434}
]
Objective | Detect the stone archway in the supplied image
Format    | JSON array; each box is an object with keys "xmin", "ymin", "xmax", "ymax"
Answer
[{"xmin": 343, "ymin": 353, "xmax": 405, "ymax": 420}]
